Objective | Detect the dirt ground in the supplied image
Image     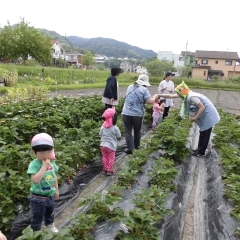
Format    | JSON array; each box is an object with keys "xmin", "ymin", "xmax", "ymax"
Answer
[
  {"xmin": 49, "ymin": 87, "xmax": 240, "ymax": 114},
  {"xmin": 50, "ymin": 87, "xmax": 240, "ymax": 237}
]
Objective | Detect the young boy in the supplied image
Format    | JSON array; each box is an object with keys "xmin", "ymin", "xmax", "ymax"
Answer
[{"xmin": 27, "ymin": 133, "xmax": 59, "ymax": 232}]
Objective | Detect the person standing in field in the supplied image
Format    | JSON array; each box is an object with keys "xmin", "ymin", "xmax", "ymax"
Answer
[
  {"xmin": 100, "ymin": 107, "xmax": 121, "ymax": 175},
  {"xmin": 122, "ymin": 74, "xmax": 159, "ymax": 154},
  {"xmin": 158, "ymin": 72, "xmax": 175, "ymax": 119},
  {"xmin": 27, "ymin": 133, "xmax": 59, "ymax": 232},
  {"xmin": 102, "ymin": 68, "xmax": 124, "ymax": 110}
]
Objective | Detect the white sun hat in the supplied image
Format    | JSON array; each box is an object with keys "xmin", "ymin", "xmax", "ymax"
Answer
[{"xmin": 135, "ymin": 74, "xmax": 151, "ymax": 87}]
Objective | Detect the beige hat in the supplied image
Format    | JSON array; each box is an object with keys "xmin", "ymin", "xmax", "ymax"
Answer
[{"xmin": 135, "ymin": 74, "xmax": 151, "ymax": 87}]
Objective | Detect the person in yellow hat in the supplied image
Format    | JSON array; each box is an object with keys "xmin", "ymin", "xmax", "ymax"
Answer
[{"xmin": 158, "ymin": 81, "xmax": 220, "ymax": 158}]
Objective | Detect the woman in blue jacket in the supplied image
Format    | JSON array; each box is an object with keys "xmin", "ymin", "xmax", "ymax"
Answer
[{"xmin": 102, "ymin": 68, "xmax": 124, "ymax": 110}]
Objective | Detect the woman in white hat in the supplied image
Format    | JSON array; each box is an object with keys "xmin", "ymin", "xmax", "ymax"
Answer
[{"xmin": 122, "ymin": 74, "xmax": 158, "ymax": 154}]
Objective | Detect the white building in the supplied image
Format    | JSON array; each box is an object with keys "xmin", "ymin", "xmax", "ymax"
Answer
[
  {"xmin": 51, "ymin": 40, "xmax": 66, "ymax": 60},
  {"xmin": 28, "ymin": 40, "xmax": 67, "ymax": 61},
  {"xmin": 94, "ymin": 55, "xmax": 108, "ymax": 64},
  {"xmin": 120, "ymin": 61, "xmax": 135, "ymax": 72},
  {"xmin": 135, "ymin": 65, "xmax": 148, "ymax": 74},
  {"xmin": 157, "ymin": 51, "xmax": 184, "ymax": 68}
]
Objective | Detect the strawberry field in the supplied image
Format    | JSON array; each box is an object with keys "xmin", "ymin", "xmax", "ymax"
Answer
[
  {"xmin": 1, "ymin": 91, "xmax": 240, "ymax": 240},
  {"xmin": 0, "ymin": 96, "xmax": 127, "ymax": 232}
]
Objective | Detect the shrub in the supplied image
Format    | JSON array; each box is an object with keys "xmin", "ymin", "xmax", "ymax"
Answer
[
  {"xmin": 0, "ymin": 66, "xmax": 18, "ymax": 86},
  {"xmin": 44, "ymin": 76, "xmax": 56, "ymax": 85},
  {"xmin": 212, "ymin": 75, "xmax": 220, "ymax": 81},
  {"xmin": 4, "ymin": 85, "xmax": 49, "ymax": 102}
]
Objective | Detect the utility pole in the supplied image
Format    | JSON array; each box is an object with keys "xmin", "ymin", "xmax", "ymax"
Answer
[
  {"xmin": 185, "ymin": 40, "xmax": 188, "ymax": 66},
  {"xmin": 64, "ymin": 33, "xmax": 66, "ymax": 68}
]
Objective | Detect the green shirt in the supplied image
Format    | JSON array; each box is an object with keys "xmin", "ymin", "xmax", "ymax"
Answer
[{"xmin": 27, "ymin": 159, "xmax": 59, "ymax": 196}]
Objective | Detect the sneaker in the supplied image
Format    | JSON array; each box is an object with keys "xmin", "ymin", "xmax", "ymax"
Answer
[
  {"xmin": 46, "ymin": 223, "xmax": 58, "ymax": 233},
  {"xmin": 102, "ymin": 169, "xmax": 107, "ymax": 174},
  {"xmin": 192, "ymin": 152, "xmax": 206, "ymax": 158},
  {"xmin": 125, "ymin": 150, "xmax": 133, "ymax": 154},
  {"xmin": 152, "ymin": 127, "xmax": 156, "ymax": 131},
  {"xmin": 196, "ymin": 153, "xmax": 206, "ymax": 158},
  {"xmin": 107, "ymin": 171, "xmax": 116, "ymax": 176}
]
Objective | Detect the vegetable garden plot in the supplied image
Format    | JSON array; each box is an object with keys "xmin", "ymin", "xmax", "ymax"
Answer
[
  {"xmin": 161, "ymin": 123, "xmax": 239, "ymax": 240},
  {"xmin": 16, "ymin": 111, "xmax": 192, "ymax": 239},
  {"xmin": 213, "ymin": 110, "xmax": 240, "ymax": 239},
  {"xmin": 0, "ymin": 96, "xmax": 153, "ymax": 240},
  {"xmin": 0, "ymin": 96, "xmax": 112, "ymax": 238},
  {"xmin": 2, "ymin": 94, "xmax": 240, "ymax": 240},
  {"xmin": 27, "ymin": 110, "xmax": 239, "ymax": 240}
]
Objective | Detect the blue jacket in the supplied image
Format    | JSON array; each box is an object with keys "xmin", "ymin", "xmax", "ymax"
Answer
[{"xmin": 103, "ymin": 76, "xmax": 118, "ymax": 100}]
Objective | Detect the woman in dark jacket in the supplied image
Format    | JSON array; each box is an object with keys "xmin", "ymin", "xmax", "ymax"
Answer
[{"xmin": 102, "ymin": 68, "xmax": 123, "ymax": 110}]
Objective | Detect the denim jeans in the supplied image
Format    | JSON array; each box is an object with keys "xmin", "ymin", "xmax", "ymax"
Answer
[
  {"xmin": 122, "ymin": 114, "xmax": 143, "ymax": 150},
  {"xmin": 30, "ymin": 195, "xmax": 55, "ymax": 231}
]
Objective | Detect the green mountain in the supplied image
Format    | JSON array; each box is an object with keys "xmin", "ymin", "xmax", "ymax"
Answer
[
  {"xmin": 1, "ymin": 26, "xmax": 157, "ymax": 59},
  {"xmin": 67, "ymin": 36, "xmax": 157, "ymax": 59},
  {"xmin": 39, "ymin": 29, "xmax": 86, "ymax": 53}
]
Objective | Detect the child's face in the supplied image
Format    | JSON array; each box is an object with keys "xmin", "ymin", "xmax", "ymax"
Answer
[
  {"xmin": 35, "ymin": 150, "xmax": 52, "ymax": 161},
  {"xmin": 157, "ymin": 98, "xmax": 160, "ymax": 103}
]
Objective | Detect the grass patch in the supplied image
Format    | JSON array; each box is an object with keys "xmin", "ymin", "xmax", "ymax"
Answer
[{"xmin": 1, "ymin": 64, "xmax": 240, "ymax": 92}]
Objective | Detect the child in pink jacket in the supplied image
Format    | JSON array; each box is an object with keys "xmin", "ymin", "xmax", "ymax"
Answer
[
  {"xmin": 100, "ymin": 107, "xmax": 121, "ymax": 175},
  {"xmin": 152, "ymin": 98, "xmax": 165, "ymax": 130}
]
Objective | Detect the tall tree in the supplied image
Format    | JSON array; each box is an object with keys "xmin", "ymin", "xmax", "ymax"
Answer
[
  {"xmin": 143, "ymin": 59, "xmax": 176, "ymax": 76},
  {"xmin": 0, "ymin": 19, "xmax": 52, "ymax": 64},
  {"xmin": 82, "ymin": 51, "xmax": 94, "ymax": 68},
  {"xmin": 178, "ymin": 66, "xmax": 192, "ymax": 77}
]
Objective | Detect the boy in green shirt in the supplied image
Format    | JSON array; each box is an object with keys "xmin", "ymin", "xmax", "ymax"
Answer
[{"xmin": 27, "ymin": 133, "xmax": 59, "ymax": 232}]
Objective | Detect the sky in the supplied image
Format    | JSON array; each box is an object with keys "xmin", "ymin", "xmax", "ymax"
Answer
[{"xmin": 1, "ymin": 0, "xmax": 240, "ymax": 55}]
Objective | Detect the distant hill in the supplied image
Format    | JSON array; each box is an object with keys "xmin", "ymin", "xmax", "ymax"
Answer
[
  {"xmin": 39, "ymin": 29, "xmax": 86, "ymax": 53},
  {"xmin": 0, "ymin": 26, "xmax": 157, "ymax": 59},
  {"xmin": 67, "ymin": 36, "xmax": 157, "ymax": 59}
]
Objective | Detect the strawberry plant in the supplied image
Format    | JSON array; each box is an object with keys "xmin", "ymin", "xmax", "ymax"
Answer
[
  {"xmin": 133, "ymin": 186, "xmax": 172, "ymax": 218},
  {"xmin": 213, "ymin": 110, "xmax": 240, "ymax": 222},
  {"xmin": 115, "ymin": 209, "xmax": 161, "ymax": 240},
  {"xmin": 18, "ymin": 227, "xmax": 74, "ymax": 240},
  {"xmin": 148, "ymin": 158, "xmax": 178, "ymax": 191},
  {"xmin": 117, "ymin": 168, "xmax": 139, "ymax": 188},
  {"xmin": 69, "ymin": 214, "xmax": 98, "ymax": 240},
  {"xmin": 84, "ymin": 192, "xmax": 122, "ymax": 221}
]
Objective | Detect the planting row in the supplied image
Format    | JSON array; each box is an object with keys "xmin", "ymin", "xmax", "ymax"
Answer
[
  {"xmin": 213, "ymin": 110, "xmax": 240, "ymax": 227},
  {"xmin": 18, "ymin": 110, "xmax": 192, "ymax": 239}
]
